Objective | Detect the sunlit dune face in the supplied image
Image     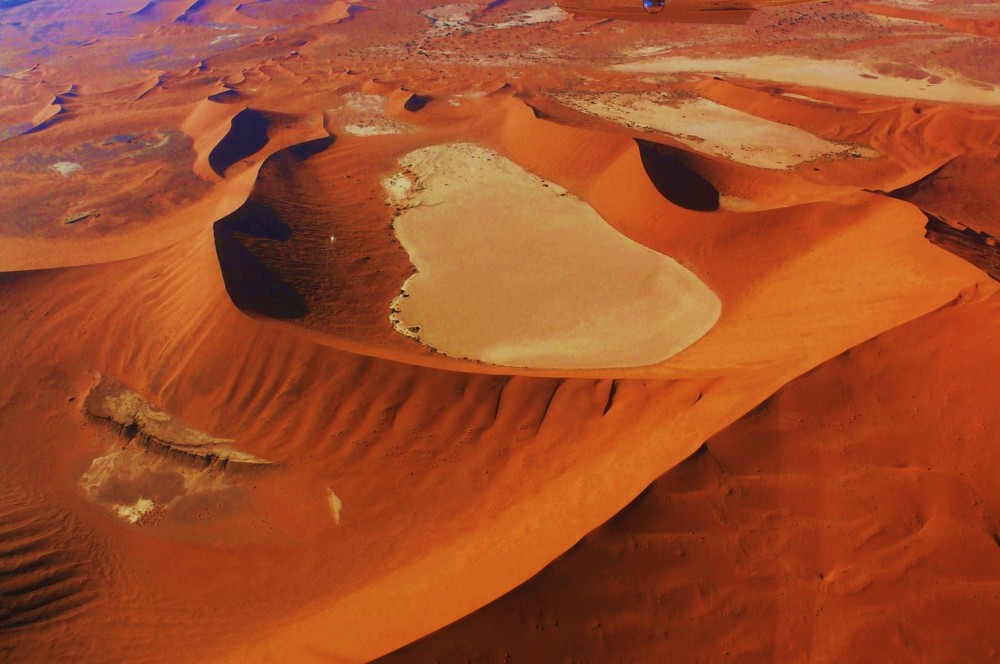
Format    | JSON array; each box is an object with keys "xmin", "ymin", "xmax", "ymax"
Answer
[{"xmin": 383, "ymin": 143, "xmax": 721, "ymax": 369}]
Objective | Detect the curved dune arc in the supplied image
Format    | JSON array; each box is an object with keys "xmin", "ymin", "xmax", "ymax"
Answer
[{"xmin": 384, "ymin": 143, "xmax": 722, "ymax": 370}]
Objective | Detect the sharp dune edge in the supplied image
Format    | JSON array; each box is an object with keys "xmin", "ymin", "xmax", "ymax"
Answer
[{"xmin": 0, "ymin": 1, "xmax": 999, "ymax": 662}]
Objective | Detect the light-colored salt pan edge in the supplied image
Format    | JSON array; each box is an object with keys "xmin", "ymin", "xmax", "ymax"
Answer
[
  {"xmin": 332, "ymin": 92, "xmax": 410, "ymax": 136},
  {"xmin": 489, "ymin": 6, "xmax": 569, "ymax": 30},
  {"xmin": 384, "ymin": 143, "xmax": 721, "ymax": 369},
  {"xmin": 556, "ymin": 94, "xmax": 875, "ymax": 169},
  {"xmin": 613, "ymin": 56, "xmax": 1000, "ymax": 106}
]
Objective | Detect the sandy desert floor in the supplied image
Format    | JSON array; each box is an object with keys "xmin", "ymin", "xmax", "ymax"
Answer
[{"xmin": 0, "ymin": 0, "xmax": 998, "ymax": 662}]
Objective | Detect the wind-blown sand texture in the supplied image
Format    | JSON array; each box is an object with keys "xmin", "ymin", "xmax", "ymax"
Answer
[
  {"xmin": 1, "ymin": 0, "xmax": 1000, "ymax": 662},
  {"xmin": 385, "ymin": 143, "xmax": 721, "ymax": 368}
]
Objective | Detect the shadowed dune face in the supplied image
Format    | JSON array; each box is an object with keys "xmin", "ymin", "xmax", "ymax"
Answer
[
  {"xmin": 1, "ymin": 0, "xmax": 1000, "ymax": 662},
  {"xmin": 214, "ymin": 204, "xmax": 308, "ymax": 319},
  {"xmin": 636, "ymin": 138, "xmax": 719, "ymax": 210},
  {"xmin": 208, "ymin": 108, "xmax": 270, "ymax": 176},
  {"xmin": 923, "ymin": 214, "xmax": 1000, "ymax": 282}
]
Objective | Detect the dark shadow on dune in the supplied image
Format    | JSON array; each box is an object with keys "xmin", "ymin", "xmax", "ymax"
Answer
[
  {"xmin": 286, "ymin": 135, "xmax": 334, "ymax": 160},
  {"xmin": 214, "ymin": 208, "xmax": 307, "ymax": 319},
  {"xmin": 211, "ymin": 135, "xmax": 336, "ymax": 319},
  {"xmin": 219, "ymin": 201, "xmax": 292, "ymax": 241},
  {"xmin": 23, "ymin": 106, "xmax": 68, "ymax": 137},
  {"xmin": 0, "ymin": 0, "xmax": 34, "ymax": 8},
  {"xmin": 924, "ymin": 213, "xmax": 1000, "ymax": 282},
  {"xmin": 636, "ymin": 139, "xmax": 719, "ymax": 212},
  {"xmin": 527, "ymin": 104, "xmax": 552, "ymax": 120},
  {"xmin": 875, "ymin": 166, "xmax": 1000, "ymax": 282},
  {"xmin": 174, "ymin": 0, "xmax": 210, "ymax": 22},
  {"xmin": 887, "ymin": 161, "xmax": 950, "ymax": 202},
  {"xmin": 208, "ymin": 88, "xmax": 241, "ymax": 104},
  {"xmin": 130, "ymin": 1, "xmax": 156, "ymax": 18},
  {"xmin": 404, "ymin": 94, "xmax": 431, "ymax": 112},
  {"xmin": 209, "ymin": 108, "xmax": 270, "ymax": 177}
]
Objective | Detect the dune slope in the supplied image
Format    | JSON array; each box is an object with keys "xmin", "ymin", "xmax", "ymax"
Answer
[
  {"xmin": 1, "ymin": 0, "xmax": 999, "ymax": 662},
  {"xmin": 379, "ymin": 286, "xmax": 1000, "ymax": 664}
]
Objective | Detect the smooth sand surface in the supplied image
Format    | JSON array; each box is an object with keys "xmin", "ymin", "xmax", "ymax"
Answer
[{"xmin": 385, "ymin": 143, "xmax": 721, "ymax": 368}]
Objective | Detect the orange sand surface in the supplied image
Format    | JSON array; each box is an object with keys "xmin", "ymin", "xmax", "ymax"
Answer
[{"xmin": 1, "ymin": 0, "xmax": 999, "ymax": 662}]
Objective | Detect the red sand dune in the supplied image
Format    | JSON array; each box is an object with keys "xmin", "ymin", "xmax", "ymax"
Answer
[
  {"xmin": 1, "ymin": 0, "xmax": 999, "ymax": 662},
  {"xmin": 378, "ymin": 284, "xmax": 1000, "ymax": 663}
]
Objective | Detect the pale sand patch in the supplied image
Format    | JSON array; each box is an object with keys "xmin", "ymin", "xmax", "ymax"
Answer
[
  {"xmin": 52, "ymin": 161, "xmax": 82, "ymax": 177},
  {"xmin": 557, "ymin": 94, "xmax": 876, "ymax": 170},
  {"xmin": 334, "ymin": 92, "xmax": 409, "ymax": 137},
  {"xmin": 382, "ymin": 172, "xmax": 413, "ymax": 204},
  {"xmin": 384, "ymin": 143, "xmax": 721, "ymax": 369},
  {"xmin": 210, "ymin": 33, "xmax": 242, "ymax": 45},
  {"xmin": 867, "ymin": 0, "xmax": 930, "ymax": 8},
  {"xmin": 421, "ymin": 3, "xmax": 476, "ymax": 31},
  {"xmin": 867, "ymin": 14, "xmax": 936, "ymax": 28},
  {"xmin": 84, "ymin": 379, "xmax": 272, "ymax": 467},
  {"xmin": 113, "ymin": 498, "xmax": 155, "ymax": 524},
  {"xmin": 621, "ymin": 43, "xmax": 695, "ymax": 58},
  {"xmin": 327, "ymin": 488, "xmax": 343, "ymax": 525},
  {"xmin": 719, "ymin": 196, "xmax": 763, "ymax": 212},
  {"xmin": 489, "ymin": 6, "xmax": 569, "ymax": 30},
  {"xmin": 342, "ymin": 122, "xmax": 406, "ymax": 136},
  {"xmin": 81, "ymin": 447, "xmax": 233, "ymax": 514},
  {"xmin": 780, "ymin": 92, "xmax": 837, "ymax": 106},
  {"xmin": 613, "ymin": 56, "xmax": 1000, "ymax": 106}
]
